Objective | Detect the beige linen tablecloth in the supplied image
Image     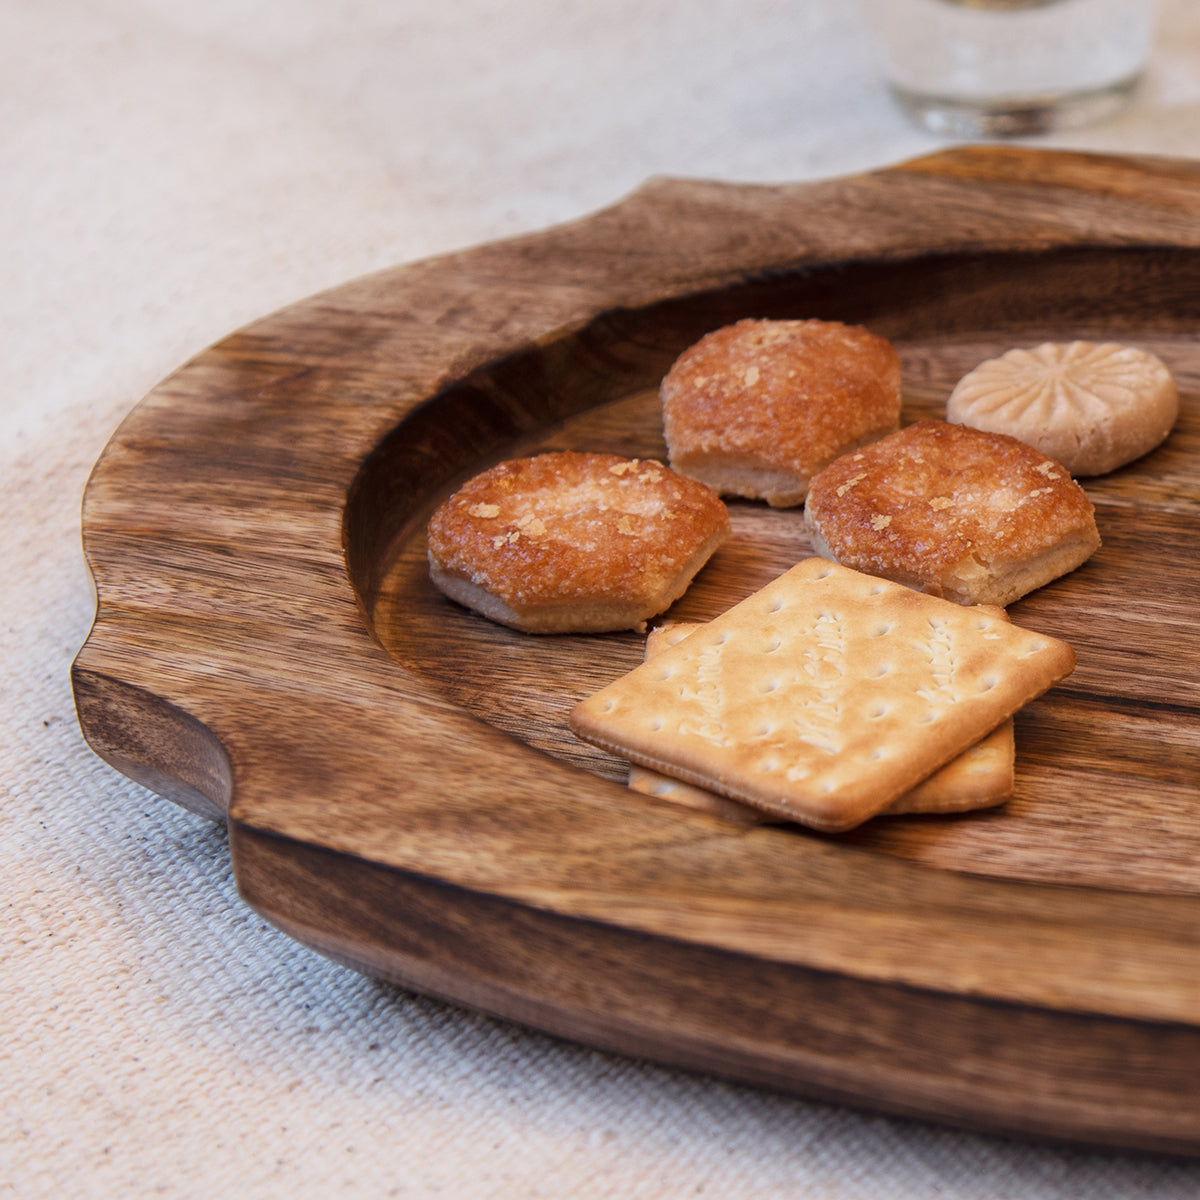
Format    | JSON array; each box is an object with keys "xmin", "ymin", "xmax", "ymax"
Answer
[{"xmin": 5, "ymin": 2, "xmax": 1200, "ymax": 1195}]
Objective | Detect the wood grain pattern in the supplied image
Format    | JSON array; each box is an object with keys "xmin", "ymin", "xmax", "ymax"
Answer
[{"xmin": 73, "ymin": 147, "xmax": 1200, "ymax": 1154}]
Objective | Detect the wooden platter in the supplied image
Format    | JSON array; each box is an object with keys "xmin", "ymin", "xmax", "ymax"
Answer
[{"xmin": 73, "ymin": 147, "xmax": 1200, "ymax": 1155}]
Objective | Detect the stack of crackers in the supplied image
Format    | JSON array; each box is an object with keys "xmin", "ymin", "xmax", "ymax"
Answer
[{"xmin": 570, "ymin": 559, "xmax": 1076, "ymax": 832}]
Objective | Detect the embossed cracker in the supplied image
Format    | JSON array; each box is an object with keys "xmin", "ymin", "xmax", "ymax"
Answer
[
  {"xmin": 628, "ymin": 621, "xmax": 1014, "ymax": 822},
  {"xmin": 570, "ymin": 559, "xmax": 1074, "ymax": 831},
  {"xmin": 627, "ymin": 623, "xmax": 782, "ymax": 824}
]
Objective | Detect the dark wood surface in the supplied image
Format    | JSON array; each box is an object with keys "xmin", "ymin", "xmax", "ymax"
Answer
[{"xmin": 74, "ymin": 147, "xmax": 1200, "ymax": 1154}]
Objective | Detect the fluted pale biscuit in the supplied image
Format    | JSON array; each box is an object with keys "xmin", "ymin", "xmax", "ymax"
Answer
[
  {"xmin": 947, "ymin": 341, "xmax": 1178, "ymax": 477},
  {"xmin": 427, "ymin": 451, "xmax": 730, "ymax": 633},
  {"xmin": 628, "ymin": 621, "xmax": 1014, "ymax": 822},
  {"xmin": 571, "ymin": 559, "xmax": 1074, "ymax": 832},
  {"xmin": 661, "ymin": 318, "xmax": 902, "ymax": 507},
  {"xmin": 805, "ymin": 420, "xmax": 1100, "ymax": 607}
]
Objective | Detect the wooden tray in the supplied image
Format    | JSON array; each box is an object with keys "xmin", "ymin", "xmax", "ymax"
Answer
[{"xmin": 73, "ymin": 147, "xmax": 1200, "ymax": 1156}]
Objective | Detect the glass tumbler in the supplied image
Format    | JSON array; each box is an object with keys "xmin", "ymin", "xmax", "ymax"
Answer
[{"xmin": 859, "ymin": 0, "xmax": 1158, "ymax": 137}]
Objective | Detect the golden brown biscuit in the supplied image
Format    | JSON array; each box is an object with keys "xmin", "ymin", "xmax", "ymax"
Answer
[
  {"xmin": 661, "ymin": 318, "xmax": 902, "ymax": 507},
  {"xmin": 571, "ymin": 559, "xmax": 1074, "ymax": 832},
  {"xmin": 947, "ymin": 341, "xmax": 1179, "ymax": 477},
  {"xmin": 628, "ymin": 620, "xmax": 1013, "ymax": 823},
  {"xmin": 804, "ymin": 420, "xmax": 1100, "ymax": 607},
  {"xmin": 427, "ymin": 451, "xmax": 730, "ymax": 633}
]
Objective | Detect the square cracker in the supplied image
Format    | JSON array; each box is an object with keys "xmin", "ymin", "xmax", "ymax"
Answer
[
  {"xmin": 570, "ymin": 558, "xmax": 1075, "ymax": 832},
  {"xmin": 628, "ymin": 621, "xmax": 1014, "ymax": 823}
]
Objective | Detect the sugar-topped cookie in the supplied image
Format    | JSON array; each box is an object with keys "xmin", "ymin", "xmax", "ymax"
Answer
[
  {"xmin": 804, "ymin": 420, "xmax": 1100, "ymax": 607},
  {"xmin": 661, "ymin": 318, "xmax": 902, "ymax": 507},
  {"xmin": 427, "ymin": 451, "xmax": 730, "ymax": 633}
]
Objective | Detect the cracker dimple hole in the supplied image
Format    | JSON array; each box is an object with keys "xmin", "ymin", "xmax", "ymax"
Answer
[
  {"xmin": 657, "ymin": 665, "xmax": 674, "ymax": 681},
  {"xmin": 920, "ymin": 709, "xmax": 938, "ymax": 724},
  {"xmin": 758, "ymin": 759, "xmax": 778, "ymax": 774},
  {"xmin": 764, "ymin": 637, "xmax": 782, "ymax": 654},
  {"xmin": 869, "ymin": 701, "xmax": 889, "ymax": 719},
  {"xmin": 601, "ymin": 698, "xmax": 616, "ymax": 713},
  {"xmin": 872, "ymin": 663, "xmax": 891, "ymax": 678},
  {"xmin": 868, "ymin": 747, "xmax": 886, "ymax": 761},
  {"xmin": 767, "ymin": 598, "xmax": 785, "ymax": 614},
  {"xmin": 870, "ymin": 622, "xmax": 892, "ymax": 638},
  {"xmin": 650, "ymin": 716, "xmax": 664, "ymax": 731},
  {"xmin": 757, "ymin": 722, "xmax": 775, "ymax": 738},
  {"xmin": 819, "ymin": 779, "xmax": 836, "ymax": 794},
  {"xmin": 868, "ymin": 583, "xmax": 886, "ymax": 596},
  {"xmin": 814, "ymin": 565, "xmax": 833, "ymax": 580},
  {"xmin": 981, "ymin": 675, "xmax": 999, "ymax": 692},
  {"xmin": 761, "ymin": 678, "xmax": 782, "ymax": 694}
]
